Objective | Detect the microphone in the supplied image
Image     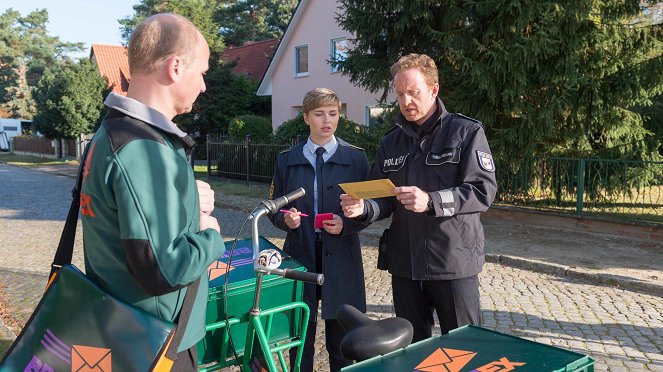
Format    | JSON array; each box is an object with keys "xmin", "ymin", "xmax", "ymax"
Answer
[{"xmin": 261, "ymin": 187, "xmax": 305, "ymax": 214}]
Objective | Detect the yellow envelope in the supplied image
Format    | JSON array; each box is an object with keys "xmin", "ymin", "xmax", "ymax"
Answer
[
  {"xmin": 338, "ymin": 179, "xmax": 397, "ymax": 199},
  {"xmin": 71, "ymin": 344, "xmax": 112, "ymax": 371},
  {"xmin": 414, "ymin": 347, "xmax": 477, "ymax": 372}
]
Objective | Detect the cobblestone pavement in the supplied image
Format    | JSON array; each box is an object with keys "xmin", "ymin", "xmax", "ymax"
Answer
[{"xmin": 1, "ymin": 163, "xmax": 662, "ymax": 371}]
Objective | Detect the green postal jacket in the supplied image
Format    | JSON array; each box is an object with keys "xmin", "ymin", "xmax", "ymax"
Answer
[{"xmin": 80, "ymin": 93, "xmax": 225, "ymax": 352}]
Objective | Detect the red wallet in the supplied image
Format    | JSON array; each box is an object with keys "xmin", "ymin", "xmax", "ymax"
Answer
[{"xmin": 314, "ymin": 213, "xmax": 334, "ymax": 229}]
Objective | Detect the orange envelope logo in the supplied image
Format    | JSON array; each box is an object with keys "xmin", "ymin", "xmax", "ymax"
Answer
[
  {"xmin": 208, "ymin": 261, "xmax": 234, "ymax": 281},
  {"xmin": 71, "ymin": 345, "xmax": 112, "ymax": 371},
  {"xmin": 415, "ymin": 348, "xmax": 477, "ymax": 372}
]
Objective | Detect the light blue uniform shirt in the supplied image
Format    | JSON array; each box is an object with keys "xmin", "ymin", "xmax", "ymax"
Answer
[{"xmin": 303, "ymin": 136, "xmax": 338, "ymax": 217}]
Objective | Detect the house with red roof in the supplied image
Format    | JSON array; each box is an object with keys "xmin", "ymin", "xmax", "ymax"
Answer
[
  {"xmin": 90, "ymin": 44, "xmax": 130, "ymax": 96},
  {"xmin": 221, "ymin": 39, "xmax": 278, "ymax": 82}
]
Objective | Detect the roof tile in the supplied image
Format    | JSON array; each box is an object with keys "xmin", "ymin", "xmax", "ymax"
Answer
[
  {"xmin": 222, "ymin": 39, "xmax": 278, "ymax": 82},
  {"xmin": 90, "ymin": 44, "xmax": 130, "ymax": 96}
]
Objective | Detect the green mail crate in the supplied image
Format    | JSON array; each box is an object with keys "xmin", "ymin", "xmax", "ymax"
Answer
[
  {"xmin": 197, "ymin": 236, "xmax": 306, "ymax": 367},
  {"xmin": 342, "ymin": 325, "xmax": 595, "ymax": 372}
]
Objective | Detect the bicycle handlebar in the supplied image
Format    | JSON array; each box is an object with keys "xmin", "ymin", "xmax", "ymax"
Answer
[{"xmin": 282, "ymin": 269, "xmax": 324, "ymax": 285}]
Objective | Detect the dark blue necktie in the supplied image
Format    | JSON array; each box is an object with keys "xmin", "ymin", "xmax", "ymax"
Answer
[{"xmin": 315, "ymin": 146, "xmax": 325, "ymax": 215}]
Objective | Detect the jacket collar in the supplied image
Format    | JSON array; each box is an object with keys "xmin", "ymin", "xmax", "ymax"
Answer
[
  {"xmin": 104, "ymin": 92, "xmax": 194, "ymax": 149},
  {"xmin": 304, "ymin": 135, "xmax": 338, "ymax": 156},
  {"xmin": 394, "ymin": 97, "xmax": 449, "ymax": 139},
  {"xmin": 287, "ymin": 137, "xmax": 355, "ymax": 166}
]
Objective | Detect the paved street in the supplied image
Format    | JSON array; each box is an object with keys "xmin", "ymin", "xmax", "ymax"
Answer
[{"xmin": 1, "ymin": 163, "xmax": 662, "ymax": 371}]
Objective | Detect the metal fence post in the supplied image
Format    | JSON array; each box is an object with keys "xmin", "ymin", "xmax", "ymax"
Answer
[
  {"xmin": 576, "ymin": 158, "xmax": 585, "ymax": 215},
  {"xmin": 245, "ymin": 134, "xmax": 252, "ymax": 184},
  {"xmin": 206, "ymin": 134, "xmax": 211, "ymax": 176}
]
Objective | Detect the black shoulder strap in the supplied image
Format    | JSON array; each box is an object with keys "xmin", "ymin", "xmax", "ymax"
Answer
[
  {"xmin": 164, "ymin": 278, "xmax": 201, "ymax": 360},
  {"xmin": 49, "ymin": 142, "xmax": 92, "ymax": 278}
]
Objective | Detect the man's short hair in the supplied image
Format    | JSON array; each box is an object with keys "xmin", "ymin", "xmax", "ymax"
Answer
[
  {"xmin": 128, "ymin": 13, "xmax": 201, "ymax": 74},
  {"xmin": 302, "ymin": 88, "xmax": 341, "ymax": 113},
  {"xmin": 390, "ymin": 53, "xmax": 439, "ymax": 87}
]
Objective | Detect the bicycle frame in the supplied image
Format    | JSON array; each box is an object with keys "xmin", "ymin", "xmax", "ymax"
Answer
[{"xmin": 200, "ymin": 188, "xmax": 318, "ymax": 372}]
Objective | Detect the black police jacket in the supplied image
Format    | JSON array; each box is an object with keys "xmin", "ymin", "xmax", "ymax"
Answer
[{"xmin": 364, "ymin": 98, "xmax": 497, "ymax": 280}]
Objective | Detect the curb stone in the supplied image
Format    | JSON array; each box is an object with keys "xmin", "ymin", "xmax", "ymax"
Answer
[{"xmin": 485, "ymin": 254, "xmax": 663, "ymax": 298}]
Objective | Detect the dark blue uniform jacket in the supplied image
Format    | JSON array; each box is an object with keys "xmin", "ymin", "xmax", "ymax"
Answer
[{"xmin": 269, "ymin": 138, "xmax": 371, "ymax": 319}]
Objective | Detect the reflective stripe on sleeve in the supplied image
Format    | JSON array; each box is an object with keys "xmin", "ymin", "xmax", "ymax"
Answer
[
  {"xmin": 366, "ymin": 199, "xmax": 381, "ymax": 223},
  {"xmin": 434, "ymin": 190, "xmax": 455, "ymax": 216}
]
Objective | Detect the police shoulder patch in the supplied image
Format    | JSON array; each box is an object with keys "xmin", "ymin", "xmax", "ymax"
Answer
[{"xmin": 476, "ymin": 151, "xmax": 495, "ymax": 172}]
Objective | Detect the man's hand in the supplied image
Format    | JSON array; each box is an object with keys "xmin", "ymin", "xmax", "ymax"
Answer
[
  {"xmin": 196, "ymin": 180, "xmax": 215, "ymax": 215},
  {"xmin": 283, "ymin": 207, "xmax": 303, "ymax": 230},
  {"xmin": 322, "ymin": 214, "xmax": 343, "ymax": 235},
  {"xmin": 340, "ymin": 194, "xmax": 364, "ymax": 218},
  {"xmin": 394, "ymin": 186, "xmax": 430, "ymax": 213},
  {"xmin": 200, "ymin": 213, "xmax": 220, "ymax": 233}
]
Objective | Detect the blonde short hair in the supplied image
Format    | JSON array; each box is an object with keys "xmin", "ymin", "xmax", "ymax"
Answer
[
  {"xmin": 302, "ymin": 88, "xmax": 342, "ymax": 113},
  {"xmin": 390, "ymin": 53, "xmax": 439, "ymax": 87},
  {"xmin": 128, "ymin": 13, "xmax": 202, "ymax": 74}
]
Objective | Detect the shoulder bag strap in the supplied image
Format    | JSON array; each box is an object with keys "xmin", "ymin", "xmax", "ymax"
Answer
[{"xmin": 49, "ymin": 141, "xmax": 91, "ymax": 278}]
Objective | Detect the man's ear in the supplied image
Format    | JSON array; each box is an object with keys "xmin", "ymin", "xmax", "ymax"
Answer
[
  {"xmin": 431, "ymin": 83, "xmax": 440, "ymax": 98},
  {"xmin": 166, "ymin": 56, "xmax": 184, "ymax": 82},
  {"xmin": 303, "ymin": 112, "xmax": 310, "ymax": 126}
]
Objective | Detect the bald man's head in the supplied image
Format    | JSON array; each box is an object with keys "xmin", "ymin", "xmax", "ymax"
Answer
[{"xmin": 128, "ymin": 13, "xmax": 206, "ymax": 75}]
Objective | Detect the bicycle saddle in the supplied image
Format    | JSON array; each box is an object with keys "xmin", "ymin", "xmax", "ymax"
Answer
[{"xmin": 336, "ymin": 304, "xmax": 413, "ymax": 362}]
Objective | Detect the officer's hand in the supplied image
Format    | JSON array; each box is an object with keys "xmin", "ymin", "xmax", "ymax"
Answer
[
  {"xmin": 283, "ymin": 207, "xmax": 302, "ymax": 230},
  {"xmin": 394, "ymin": 186, "xmax": 430, "ymax": 213},
  {"xmin": 200, "ymin": 213, "xmax": 221, "ymax": 233},
  {"xmin": 340, "ymin": 194, "xmax": 364, "ymax": 218},
  {"xmin": 322, "ymin": 214, "xmax": 343, "ymax": 235},
  {"xmin": 196, "ymin": 180, "xmax": 215, "ymax": 215}
]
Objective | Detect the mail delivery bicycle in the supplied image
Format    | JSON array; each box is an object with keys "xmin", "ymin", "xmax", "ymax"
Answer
[{"xmin": 198, "ymin": 188, "xmax": 324, "ymax": 372}]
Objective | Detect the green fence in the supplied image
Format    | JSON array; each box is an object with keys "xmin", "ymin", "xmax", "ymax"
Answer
[
  {"xmin": 497, "ymin": 157, "xmax": 663, "ymax": 223},
  {"xmin": 207, "ymin": 135, "xmax": 663, "ymax": 224}
]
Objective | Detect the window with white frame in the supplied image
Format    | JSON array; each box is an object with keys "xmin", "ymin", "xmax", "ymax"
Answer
[
  {"xmin": 365, "ymin": 106, "xmax": 387, "ymax": 127},
  {"xmin": 329, "ymin": 37, "xmax": 349, "ymax": 72},
  {"xmin": 295, "ymin": 45, "xmax": 309, "ymax": 76}
]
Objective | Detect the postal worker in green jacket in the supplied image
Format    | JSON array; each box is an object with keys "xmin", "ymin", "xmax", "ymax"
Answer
[{"xmin": 80, "ymin": 14, "xmax": 225, "ymax": 371}]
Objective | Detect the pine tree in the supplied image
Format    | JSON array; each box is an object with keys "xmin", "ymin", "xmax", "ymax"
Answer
[
  {"xmin": 0, "ymin": 8, "xmax": 83, "ymax": 118},
  {"xmin": 32, "ymin": 60, "xmax": 108, "ymax": 138},
  {"xmin": 336, "ymin": 0, "xmax": 663, "ymax": 161}
]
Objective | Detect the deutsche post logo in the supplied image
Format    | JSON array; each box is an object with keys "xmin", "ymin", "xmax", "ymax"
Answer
[
  {"xmin": 25, "ymin": 329, "xmax": 112, "ymax": 371},
  {"xmin": 414, "ymin": 347, "xmax": 526, "ymax": 372},
  {"xmin": 415, "ymin": 348, "xmax": 477, "ymax": 372},
  {"xmin": 71, "ymin": 345, "xmax": 112, "ymax": 371}
]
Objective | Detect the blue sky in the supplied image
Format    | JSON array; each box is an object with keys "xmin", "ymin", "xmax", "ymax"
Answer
[{"xmin": 2, "ymin": 0, "xmax": 141, "ymax": 58}]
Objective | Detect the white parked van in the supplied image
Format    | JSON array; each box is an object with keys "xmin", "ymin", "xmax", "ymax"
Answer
[{"xmin": 0, "ymin": 118, "xmax": 33, "ymax": 151}]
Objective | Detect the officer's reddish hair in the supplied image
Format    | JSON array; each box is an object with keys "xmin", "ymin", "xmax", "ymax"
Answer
[{"xmin": 390, "ymin": 53, "xmax": 439, "ymax": 87}]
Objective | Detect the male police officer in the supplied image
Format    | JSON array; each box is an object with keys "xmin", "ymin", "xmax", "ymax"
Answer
[{"xmin": 341, "ymin": 53, "xmax": 497, "ymax": 342}]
